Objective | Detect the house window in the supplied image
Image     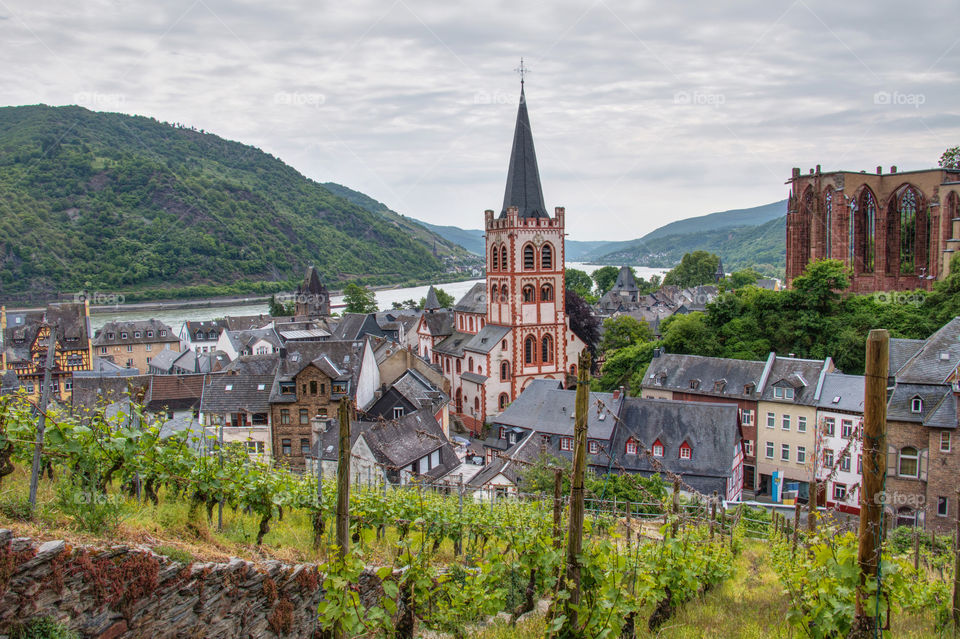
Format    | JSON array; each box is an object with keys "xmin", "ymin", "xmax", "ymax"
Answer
[
  {"xmin": 781, "ymin": 415, "xmax": 790, "ymax": 431},
  {"xmin": 125, "ymin": 359, "xmax": 134, "ymax": 368},
  {"xmin": 468, "ymin": 356, "xmax": 474, "ymax": 372},
  {"xmin": 310, "ymin": 380, "xmax": 318, "ymax": 394},
  {"xmin": 500, "ymin": 245, "xmax": 507, "ymax": 271},
  {"xmin": 64, "ymin": 379, "xmax": 72, "ymax": 392},
  {"xmin": 765, "ymin": 441, "xmax": 774, "ymax": 459},
  {"xmin": 652, "ymin": 442, "xmax": 664, "ymax": 457},
  {"xmin": 501, "ymin": 361, "xmax": 510, "ymax": 381},
  {"xmin": 490, "ymin": 247, "xmax": 499, "ymax": 272},
  {"xmin": 540, "ymin": 283, "xmax": 554, "ymax": 302},
  {"xmin": 524, "ymin": 336, "xmax": 536, "ymax": 365},
  {"xmin": 840, "ymin": 454, "xmax": 851, "ymax": 472},
  {"xmin": 300, "ymin": 409, "xmax": 309, "ymax": 424},
  {"xmin": 740, "ymin": 410, "xmax": 753, "ymax": 426},
  {"xmin": 689, "ymin": 379, "xmax": 700, "ymax": 390},
  {"xmin": 301, "ymin": 438, "xmax": 310, "ymax": 455},
  {"xmin": 560, "ymin": 437, "xmax": 573, "ymax": 451},
  {"xmin": 499, "ymin": 427, "xmax": 505, "ymax": 439},
  {"xmin": 121, "ymin": 332, "xmax": 128, "ymax": 339},
  {"xmin": 898, "ymin": 446, "xmax": 919, "ymax": 477},
  {"xmin": 541, "ymin": 434, "xmax": 551, "ymax": 445},
  {"xmin": 523, "ymin": 244, "xmax": 535, "ymax": 270},
  {"xmin": 393, "ymin": 407, "xmax": 404, "ymax": 419},
  {"xmin": 766, "ymin": 412, "xmax": 775, "ymax": 428},
  {"xmin": 857, "ymin": 454, "xmax": 862, "ymax": 473},
  {"xmin": 744, "ymin": 440, "xmax": 753, "ymax": 456},
  {"xmin": 145, "ymin": 344, "xmax": 152, "ymax": 352},
  {"xmin": 474, "ymin": 396, "xmax": 480, "ymax": 411},
  {"xmin": 147, "ymin": 331, "xmax": 154, "ymax": 338},
  {"xmin": 941, "ymin": 432, "xmax": 951, "ymax": 452},
  {"xmin": 280, "ymin": 382, "xmax": 295, "ymax": 394},
  {"xmin": 134, "ymin": 331, "xmax": 141, "ymax": 339},
  {"xmin": 126, "ymin": 345, "xmax": 133, "ymax": 353},
  {"xmin": 823, "ymin": 417, "xmax": 835, "ymax": 436},
  {"xmin": 780, "ymin": 444, "xmax": 790, "ymax": 461},
  {"xmin": 774, "ymin": 386, "xmax": 795, "ymax": 400},
  {"xmin": 625, "ymin": 439, "xmax": 637, "ymax": 455},
  {"xmin": 252, "ymin": 413, "xmax": 268, "ymax": 426},
  {"xmin": 823, "ymin": 448, "xmax": 834, "ymax": 468},
  {"xmin": 938, "ymin": 496, "xmax": 948, "ymax": 517},
  {"xmin": 280, "ymin": 410, "xmax": 290, "ymax": 424},
  {"xmin": 281, "ymin": 439, "xmax": 291, "ymax": 455},
  {"xmin": 841, "ymin": 419, "xmax": 853, "ymax": 438},
  {"xmin": 797, "ymin": 446, "xmax": 806, "ymax": 464},
  {"xmin": 541, "ymin": 335, "xmax": 554, "ymax": 363},
  {"xmin": 833, "ymin": 483, "xmax": 847, "ymax": 501},
  {"xmin": 541, "ymin": 244, "xmax": 553, "ymax": 269},
  {"xmin": 911, "ymin": 397, "xmax": 923, "ymax": 413},
  {"xmin": 498, "ymin": 393, "xmax": 509, "ymax": 411},
  {"xmin": 456, "ymin": 360, "xmax": 461, "ymax": 373},
  {"xmin": 679, "ymin": 444, "xmax": 692, "ymax": 460},
  {"xmin": 99, "ymin": 346, "xmax": 107, "ymax": 355},
  {"xmin": 522, "ymin": 285, "xmax": 535, "ymax": 303},
  {"xmin": 797, "ymin": 416, "xmax": 806, "ymax": 433},
  {"xmin": 588, "ymin": 441, "xmax": 599, "ymax": 454},
  {"xmin": 160, "ymin": 330, "xmax": 166, "ymax": 336}
]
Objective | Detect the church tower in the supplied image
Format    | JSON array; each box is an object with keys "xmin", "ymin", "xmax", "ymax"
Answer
[{"xmin": 485, "ymin": 83, "xmax": 581, "ymax": 396}]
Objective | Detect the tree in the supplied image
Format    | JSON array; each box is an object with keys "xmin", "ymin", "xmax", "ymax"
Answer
[
  {"xmin": 594, "ymin": 341, "xmax": 657, "ymax": 394},
  {"xmin": 599, "ymin": 315, "xmax": 653, "ymax": 354},
  {"xmin": 660, "ymin": 312, "xmax": 721, "ymax": 357},
  {"xmin": 565, "ymin": 289, "xmax": 601, "ymax": 352},
  {"xmin": 591, "ymin": 265, "xmax": 620, "ymax": 296},
  {"xmin": 565, "ymin": 268, "xmax": 594, "ymax": 299},
  {"xmin": 724, "ymin": 268, "xmax": 761, "ymax": 289},
  {"xmin": 662, "ymin": 251, "xmax": 720, "ymax": 288},
  {"xmin": 268, "ymin": 294, "xmax": 294, "ymax": 316},
  {"xmin": 790, "ymin": 259, "xmax": 849, "ymax": 313},
  {"xmin": 939, "ymin": 146, "xmax": 960, "ymax": 169},
  {"xmin": 435, "ymin": 288, "xmax": 455, "ymax": 308},
  {"xmin": 343, "ymin": 283, "xmax": 378, "ymax": 313}
]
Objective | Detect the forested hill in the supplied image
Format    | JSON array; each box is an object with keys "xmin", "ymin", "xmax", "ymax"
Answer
[{"xmin": 0, "ymin": 105, "xmax": 458, "ymax": 302}]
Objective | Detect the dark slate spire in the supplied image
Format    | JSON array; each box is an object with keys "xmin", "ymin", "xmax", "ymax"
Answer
[
  {"xmin": 500, "ymin": 85, "xmax": 548, "ymax": 219},
  {"xmin": 423, "ymin": 286, "xmax": 441, "ymax": 311}
]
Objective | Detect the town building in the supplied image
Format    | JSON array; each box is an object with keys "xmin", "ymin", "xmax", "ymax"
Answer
[
  {"xmin": 786, "ymin": 165, "xmax": 960, "ymax": 291},
  {"xmin": 814, "ymin": 372, "xmax": 865, "ymax": 514},
  {"xmin": 178, "ymin": 320, "xmax": 225, "ymax": 354},
  {"xmin": 1, "ymin": 302, "xmax": 94, "ymax": 401},
  {"xmin": 199, "ymin": 355, "xmax": 279, "ymax": 456},
  {"xmin": 215, "ymin": 327, "xmax": 282, "ymax": 360},
  {"xmin": 93, "ymin": 319, "xmax": 180, "ymax": 373},
  {"xmin": 293, "ymin": 266, "xmax": 331, "ymax": 318},
  {"xmin": 420, "ymin": 84, "xmax": 587, "ymax": 433}
]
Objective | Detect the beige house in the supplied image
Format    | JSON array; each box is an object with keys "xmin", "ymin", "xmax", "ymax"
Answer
[
  {"xmin": 755, "ymin": 355, "xmax": 833, "ymax": 501},
  {"xmin": 93, "ymin": 320, "xmax": 180, "ymax": 373}
]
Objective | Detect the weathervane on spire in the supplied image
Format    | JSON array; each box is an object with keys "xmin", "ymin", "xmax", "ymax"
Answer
[{"xmin": 515, "ymin": 58, "xmax": 530, "ymax": 86}]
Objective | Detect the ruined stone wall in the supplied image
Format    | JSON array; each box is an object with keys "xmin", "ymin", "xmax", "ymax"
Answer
[{"xmin": 0, "ymin": 529, "xmax": 378, "ymax": 639}]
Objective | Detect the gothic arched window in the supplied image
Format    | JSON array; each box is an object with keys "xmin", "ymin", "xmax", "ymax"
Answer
[
  {"xmin": 541, "ymin": 244, "xmax": 553, "ymax": 270},
  {"xmin": 500, "ymin": 360, "xmax": 510, "ymax": 381},
  {"xmin": 856, "ymin": 189, "xmax": 877, "ymax": 273},
  {"xmin": 524, "ymin": 336, "xmax": 536, "ymax": 365},
  {"xmin": 491, "ymin": 284, "xmax": 498, "ymax": 303},
  {"xmin": 500, "ymin": 244, "xmax": 508, "ymax": 271},
  {"xmin": 823, "ymin": 188, "xmax": 833, "ymax": 258},
  {"xmin": 898, "ymin": 188, "xmax": 919, "ymax": 274},
  {"xmin": 541, "ymin": 334, "xmax": 554, "ymax": 363},
  {"xmin": 491, "ymin": 246, "xmax": 499, "ymax": 272},
  {"xmin": 500, "ymin": 283, "xmax": 509, "ymax": 303},
  {"xmin": 522, "ymin": 285, "xmax": 535, "ymax": 303},
  {"xmin": 523, "ymin": 244, "xmax": 535, "ymax": 270},
  {"xmin": 540, "ymin": 283, "xmax": 554, "ymax": 302}
]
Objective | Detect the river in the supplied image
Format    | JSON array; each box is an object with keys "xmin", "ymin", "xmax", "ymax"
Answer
[{"xmin": 87, "ymin": 262, "xmax": 668, "ymax": 331}]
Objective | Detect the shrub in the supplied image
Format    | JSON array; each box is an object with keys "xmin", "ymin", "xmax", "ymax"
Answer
[
  {"xmin": 54, "ymin": 481, "xmax": 126, "ymax": 535},
  {"xmin": 9, "ymin": 617, "xmax": 78, "ymax": 639},
  {"xmin": 153, "ymin": 545, "xmax": 194, "ymax": 564}
]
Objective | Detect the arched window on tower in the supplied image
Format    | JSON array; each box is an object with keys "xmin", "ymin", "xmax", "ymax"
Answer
[
  {"xmin": 500, "ymin": 360, "xmax": 510, "ymax": 381},
  {"xmin": 491, "ymin": 284, "xmax": 498, "ymax": 303},
  {"xmin": 468, "ymin": 356, "xmax": 474, "ymax": 372},
  {"xmin": 541, "ymin": 244, "xmax": 553, "ymax": 270},
  {"xmin": 500, "ymin": 283, "xmax": 509, "ymax": 303},
  {"xmin": 524, "ymin": 336, "xmax": 536, "ymax": 365},
  {"xmin": 541, "ymin": 334, "xmax": 554, "ymax": 363},
  {"xmin": 540, "ymin": 283, "xmax": 554, "ymax": 302},
  {"xmin": 523, "ymin": 244, "xmax": 535, "ymax": 270},
  {"xmin": 500, "ymin": 244, "xmax": 508, "ymax": 271},
  {"xmin": 522, "ymin": 285, "xmax": 535, "ymax": 303},
  {"xmin": 491, "ymin": 246, "xmax": 499, "ymax": 272}
]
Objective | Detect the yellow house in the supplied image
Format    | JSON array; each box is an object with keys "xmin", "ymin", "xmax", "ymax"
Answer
[{"xmin": 92, "ymin": 320, "xmax": 181, "ymax": 373}]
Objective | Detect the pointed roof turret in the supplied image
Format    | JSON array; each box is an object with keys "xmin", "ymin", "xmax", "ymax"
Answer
[
  {"xmin": 715, "ymin": 258, "xmax": 725, "ymax": 283},
  {"xmin": 613, "ymin": 266, "xmax": 639, "ymax": 292},
  {"xmin": 423, "ymin": 286, "xmax": 441, "ymax": 311},
  {"xmin": 300, "ymin": 266, "xmax": 325, "ymax": 294},
  {"xmin": 500, "ymin": 85, "xmax": 548, "ymax": 219}
]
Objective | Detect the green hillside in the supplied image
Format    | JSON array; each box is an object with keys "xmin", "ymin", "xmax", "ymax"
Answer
[
  {"xmin": 592, "ymin": 216, "xmax": 786, "ymax": 277},
  {"xmin": 0, "ymin": 105, "xmax": 460, "ymax": 303}
]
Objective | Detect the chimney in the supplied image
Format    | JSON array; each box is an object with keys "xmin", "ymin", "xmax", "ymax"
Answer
[{"xmin": 612, "ymin": 389, "xmax": 620, "ymax": 400}]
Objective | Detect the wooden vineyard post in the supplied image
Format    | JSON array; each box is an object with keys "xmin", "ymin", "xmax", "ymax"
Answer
[
  {"xmin": 808, "ymin": 481, "xmax": 818, "ymax": 533},
  {"xmin": 914, "ymin": 528, "xmax": 920, "ymax": 572},
  {"xmin": 560, "ymin": 350, "xmax": 591, "ymax": 634},
  {"xmin": 671, "ymin": 477, "xmax": 680, "ymax": 538},
  {"xmin": 792, "ymin": 499, "xmax": 800, "ymax": 553},
  {"xmin": 28, "ymin": 326, "xmax": 57, "ymax": 512},
  {"xmin": 335, "ymin": 399, "xmax": 352, "ymax": 559},
  {"xmin": 850, "ymin": 330, "xmax": 888, "ymax": 638},
  {"xmin": 455, "ymin": 478, "xmax": 464, "ymax": 556},
  {"xmin": 553, "ymin": 467, "xmax": 563, "ymax": 550}
]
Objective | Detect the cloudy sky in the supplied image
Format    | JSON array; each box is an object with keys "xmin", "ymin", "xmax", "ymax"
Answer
[{"xmin": 2, "ymin": 0, "xmax": 958, "ymax": 240}]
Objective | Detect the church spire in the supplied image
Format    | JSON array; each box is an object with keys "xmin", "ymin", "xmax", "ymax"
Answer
[{"xmin": 501, "ymin": 79, "xmax": 548, "ymax": 219}]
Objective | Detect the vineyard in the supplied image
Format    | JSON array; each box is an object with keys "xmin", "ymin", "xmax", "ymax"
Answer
[{"xmin": 0, "ymin": 381, "xmax": 954, "ymax": 637}]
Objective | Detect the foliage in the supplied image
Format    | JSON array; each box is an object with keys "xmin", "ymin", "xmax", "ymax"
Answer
[
  {"xmin": 939, "ymin": 146, "xmax": 960, "ymax": 169},
  {"xmin": 564, "ymin": 289, "xmax": 601, "ymax": 352},
  {"xmin": 9, "ymin": 617, "xmax": 78, "ymax": 639},
  {"xmin": 662, "ymin": 251, "xmax": 721, "ymax": 288},
  {"xmin": 594, "ymin": 342, "xmax": 658, "ymax": 394},
  {"xmin": 564, "ymin": 268, "xmax": 595, "ymax": 300},
  {"xmin": 153, "ymin": 545, "xmax": 194, "ymax": 564},
  {"xmin": 342, "ymin": 283, "xmax": 378, "ymax": 313},
  {"xmin": 723, "ymin": 268, "xmax": 761, "ymax": 289},
  {"xmin": 418, "ymin": 288, "xmax": 455, "ymax": 309},
  {"xmin": 591, "ymin": 265, "xmax": 620, "ymax": 296},
  {"xmin": 0, "ymin": 105, "xmax": 451, "ymax": 301},
  {"xmin": 600, "ymin": 315, "xmax": 652, "ymax": 353},
  {"xmin": 268, "ymin": 293, "xmax": 295, "ymax": 316}
]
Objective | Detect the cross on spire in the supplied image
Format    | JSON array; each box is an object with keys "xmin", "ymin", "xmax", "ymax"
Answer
[{"xmin": 515, "ymin": 58, "xmax": 530, "ymax": 85}]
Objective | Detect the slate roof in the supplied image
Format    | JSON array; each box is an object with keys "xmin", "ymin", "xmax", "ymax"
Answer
[
  {"xmin": 147, "ymin": 374, "xmax": 205, "ymax": 412},
  {"xmin": 460, "ymin": 371, "xmax": 488, "ymax": 385},
  {"xmin": 3, "ymin": 303, "xmax": 90, "ymax": 364},
  {"xmin": 463, "ymin": 324, "xmax": 511, "ymax": 355},
  {"xmin": 759, "ymin": 356, "xmax": 831, "ymax": 406},
  {"xmin": 421, "ymin": 311, "xmax": 454, "ymax": 337},
  {"xmin": 299, "ymin": 266, "xmax": 326, "ymax": 294},
  {"xmin": 360, "ymin": 409, "xmax": 453, "ymax": 470},
  {"xmin": 433, "ymin": 331, "xmax": 472, "ymax": 357},
  {"xmin": 642, "ymin": 353, "xmax": 766, "ymax": 400},
  {"xmin": 200, "ymin": 371, "xmax": 274, "ymax": 414},
  {"xmin": 183, "ymin": 321, "xmax": 225, "ymax": 341},
  {"xmin": 888, "ymin": 338, "xmax": 925, "ymax": 376},
  {"xmin": 453, "ymin": 282, "xmax": 487, "ymax": 315},
  {"xmin": 893, "ymin": 317, "xmax": 960, "ymax": 384},
  {"xmin": 71, "ymin": 375, "xmax": 152, "ymax": 415},
  {"xmin": 389, "ymin": 369, "xmax": 448, "ymax": 413},
  {"xmin": 612, "ymin": 397, "xmax": 740, "ymax": 484},
  {"xmin": 468, "ymin": 430, "xmax": 540, "ymax": 488},
  {"xmin": 816, "ymin": 373, "xmax": 865, "ymax": 414},
  {"xmin": 269, "ymin": 341, "xmax": 366, "ymax": 403},
  {"xmin": 887, "ymin": 383, "xmax": 957, "ymax": 428},
  {"xmin": 221, "ymin": 354, "xmax": 281, "ymax": 376},
  {"xmin": 492, "ymin": 379, "xmax": 624, "ymax": 440},
  {"xmin": 0, "ymin": 370, "xmax": 21, "ymax": 396},
  {"xmin": 93, "ymin": 320, "xmax": 178, "ymax": 346},
  {"xmin": 332, "ymin": 314, "xmax": 386, "ymax": 341},
  {"xmin": 500, "ymin": 86, "xmax": 548, "ymax": 219},
  {"xmin": 612, "ymin": 266, "xmax": 639, "ymax": 292},
  {"xmin": 198, "ymin": 351, "xmax": 229, "ymax": 373},
  {"xmin": 220, "ymin": 315, "xmax": 272, "ymax": 331},
  {"xmin": 424, "ymin": 287, "xmax": 442, "ymax": 311},
  {"xmin": 148, "ymin": 346, "xmax": 184, "ymax": 373},
  {"xmin": 222, "ymin": 328, "xmax": 282, "ymax": 354}
]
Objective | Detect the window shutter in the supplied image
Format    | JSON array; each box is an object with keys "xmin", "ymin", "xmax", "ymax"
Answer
[
  {"xmin": 919, "ymin": 449, "xmax": 928, "ymax": 481},
  {"xmin": 886, "ymin": 445, "xmax": 898, "ymax": 477}
]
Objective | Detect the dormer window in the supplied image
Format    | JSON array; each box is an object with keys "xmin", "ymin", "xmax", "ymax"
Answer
[
  {"xmin": 196, "ymin": 331, "xmax": 203, "ymax": 339},
  {"xmin": 655, "ymin": 373, "xmax": 666, "ymax": 386},
  {"xmin": 588, "ymin": 441, "xmax": 599, "ymax": 454},
  {"xmin": 652, "ymin": 439, "xmax": 664, "ymax": 457},
  {"xmin": 713, "ymin": 379, "xmax": 726, "ymax": 393},
  {"xmin": 774, "ymin": 386, "xmax": 795, "ymax": 400},
  {"xmin": 625, "ymin": 438, "xmax": 638, "ymax": 455},
  {"xmin": 911, "ymin": 397, "xmax": 923, "ymax": 414},
  {"xmin": 160, "ymin": 330, "xmax": 167, "ymax": 336},
  {"xmin": 146, "ymin": 331, "xmax": 154, "ymax": 338},
  {"xmin": 744, "ymin": 383, "xmax": 755, "ymax": 395},
  {"xmin": 134, "ymin": 331, "xmax": 141, "ymax": 339},
  {"xmin": 679, "ymin": 442, "xmax": 692, "ymax": 460},
  {"xmin": 499, "ymin": 427, "xmax": 505, "ymax": 439},
  {"xmin": 689, "ymin": 379, "xmax": 700, "ymax": 390},
  {"xmin": 224, "ymin": 384, "xmax": 233, "ymax": 391}
]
